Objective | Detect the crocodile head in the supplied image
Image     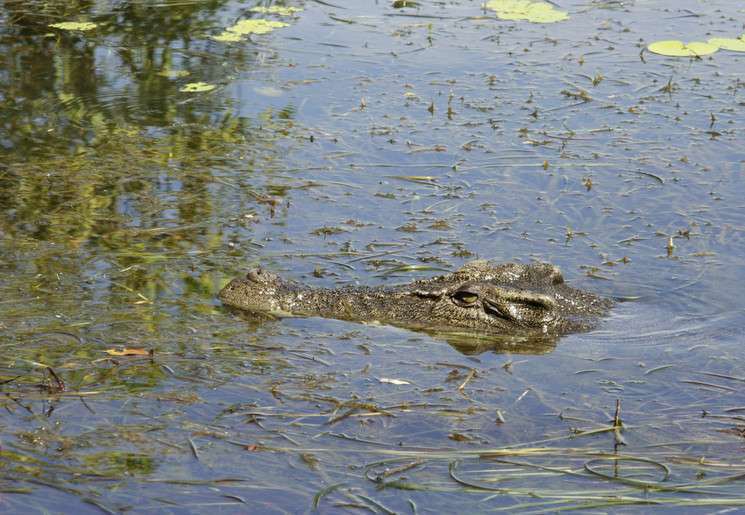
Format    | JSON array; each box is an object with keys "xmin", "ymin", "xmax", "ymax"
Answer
[{"xmin": 219, "ymin": 260, "xmax": 612, "ymax": 339}]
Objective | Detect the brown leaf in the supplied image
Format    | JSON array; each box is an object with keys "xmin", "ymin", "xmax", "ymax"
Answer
[{"xmin": 105, "ymin": 348, "xmax": 150, "ymax": 356}]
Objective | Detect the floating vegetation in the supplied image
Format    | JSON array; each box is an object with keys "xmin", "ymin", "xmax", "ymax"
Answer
[
  {"xmin": 156, "ymin": 69, "xmax": 190, "ymax": 78},
  {"xmin": 384, "ymin": 174, "xmax": 439, "ymax": 185},
  {"xmin": 49, "ymin": 21, "xmax": 98, "ymax": 31},
  {"xmin": 250, "ymin": 6, "xmax": 303, "ymax": 15},
  {"xmin": 392, "ymin": 0, "xmax": 423, "ymax": 7},
  {"xmin": 708, "ymin": 36, "xmax": 745, "ymax": 52},
  {"xmin": 483, "ymin": 0, "xmax": 568, "ymax": 24},
  {"xmin": 214, "ymin": 19, "xmax": 290, "ymax": 42},
  {"xmin": 179, "ymin": 82, "xmax": 216, "ymax": 92},
  {"xmin": 647, "ymin": 40, "xmax": 719, "ymax": 57}
]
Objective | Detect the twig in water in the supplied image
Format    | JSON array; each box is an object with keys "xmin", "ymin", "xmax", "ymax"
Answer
[{"xmin": 614, "ymin": 397, "xmax": 626, "ymax": 446}]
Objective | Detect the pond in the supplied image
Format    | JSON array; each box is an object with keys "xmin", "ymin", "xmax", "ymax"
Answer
[{"xmin": 2, "ymin": 0, "xmax": 745, "ymax": 512}]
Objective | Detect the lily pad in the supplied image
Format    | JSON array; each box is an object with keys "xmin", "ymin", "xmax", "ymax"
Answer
[
  {"xmin": 647, "ymin": 40, "xmax": 718, "ymax": 57},
  {"xmin": 250, "ymin": 6, "xmax": 303, "ymax": 15},
  {"xmin": 228, "ymin": 19, "xmax": 289, "ymax": 35},
  {"xmin": 708, "ymin": 36, "xmax": 745, "ymax": 52},
  {"xmin": 214, "ymin": 19, "xmax": 290, "ymax": 41},
  {"xmin": 213, "ymin": 32, "xmax": 244, "ymax": 42},
  {"xmin": 49, "ymin": 21, "xmax": 97, "ymax": 31},
  {"xmin": 179, "ymin": 82, "xmax": 216, "ymax": 93},
  {"xmin": 156, "ymin": 70, "xmax": 190, "ymax": 78},
  {"xmin": 483, "ymin": 0, "xmax": 568, "ymax": 23}
]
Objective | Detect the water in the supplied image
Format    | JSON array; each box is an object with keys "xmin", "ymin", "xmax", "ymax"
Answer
[{"xmin": 1, "ymin": 0, "xmax": 745, "ymax": 512}]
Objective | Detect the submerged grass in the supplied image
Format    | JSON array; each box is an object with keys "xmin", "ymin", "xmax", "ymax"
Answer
[{"xmin": 2, "ymin": 347, "xmax": 744, "ymax": 512}]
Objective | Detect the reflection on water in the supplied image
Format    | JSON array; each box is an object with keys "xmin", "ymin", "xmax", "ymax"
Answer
[
  {"xmin": 225, "ymin": 304, "xmax": 561, "ymax": 355},
  {"xmin": 2, "ymin": 0, "xmax": 745, "ymax": 512}
]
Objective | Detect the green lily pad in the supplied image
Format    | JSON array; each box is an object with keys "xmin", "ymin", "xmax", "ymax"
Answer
[
  {"xmin": 214, "ymin": 19, "xmax": 290, "ymax": 41},
  {"xmin": 49, "ymin": 21, "xmax": 97, "ymax": 31},
  {"xmin": 484, "ymin": 0, "xmax": 568, "ymax": 23},
  {"xmin": 228, "ymin": 19, "xmax": 289, "ymax": 35},
  {"xmin": 708, "ymin": 36, "xmax": 745, "ymax": 52},
  {"xmin": 647, "ymin": 40, "xmax": 719, "ymax": 57},
  {"xmin": 156, "ymin": 70, "xmax": 190, "ymax": 78},
  {"xmin": 250, "ymin": 6, "xmax": 303, "ymax": 15},
  {"xmin": 213, "ymin": 32, "xmax": 244, "ymax": 42},
  {"xmin": 179, "ymin": 82, "xmax": 216, "ymax": 93}
]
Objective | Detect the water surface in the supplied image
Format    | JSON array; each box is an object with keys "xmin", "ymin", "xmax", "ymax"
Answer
[{"xmin": 1, "ymin": 0, "xmax": 745, "ymax": 512}]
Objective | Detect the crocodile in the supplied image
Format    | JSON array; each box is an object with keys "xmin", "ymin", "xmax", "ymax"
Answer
[{"xmin": 218, "ymin": 261, "xmax": 613, "ymax": 339}]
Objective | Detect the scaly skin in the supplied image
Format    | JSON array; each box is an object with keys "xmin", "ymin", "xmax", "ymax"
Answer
[{"xmin": 219, "ymin": 261, "xmax": 613, "ymax": 337}]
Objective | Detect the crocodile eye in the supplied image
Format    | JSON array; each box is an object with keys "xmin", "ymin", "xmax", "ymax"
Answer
[{"xmin": 453, "ymin": 290, "xmax": 479, "ymax": 306}]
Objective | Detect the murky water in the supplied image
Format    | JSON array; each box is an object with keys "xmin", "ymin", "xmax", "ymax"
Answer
[{"xmin": 2, "ymin": 0, "xmax": 745, "ymax": 512}]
